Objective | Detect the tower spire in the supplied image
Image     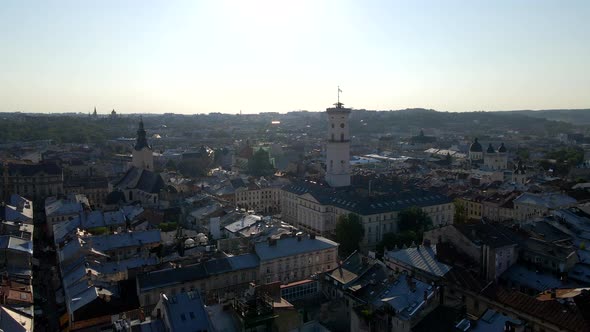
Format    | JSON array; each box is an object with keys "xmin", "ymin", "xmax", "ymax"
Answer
[{"xmin": 135, "ymin": 116, "xmax": 150, "ymax": 151}]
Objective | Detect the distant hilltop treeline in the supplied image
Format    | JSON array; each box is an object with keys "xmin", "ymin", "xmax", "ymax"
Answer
[{"xmin": 0, "ymin": 108, "xmax": 588, "ymax": 144}]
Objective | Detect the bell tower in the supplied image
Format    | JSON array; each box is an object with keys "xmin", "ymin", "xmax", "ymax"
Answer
[
  {"xmin": 325, "ymin": 87, "xmax": 351, "ymax": 187},
  {"xmin": 132, "ymin": 117, "xmax": 154, "ymax": 170}
]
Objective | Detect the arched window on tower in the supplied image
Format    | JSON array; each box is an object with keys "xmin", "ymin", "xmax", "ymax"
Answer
[
  {"xmin": 331, "ymin": 134, "xmax": 334, "ymax": 141},
  {"xmin": 340, "ymin": 133, "xmax": 344, "ymax": 142},
  {"xmin": 330, "ymin": 160, "xmax": 333, "ymax": 171}
]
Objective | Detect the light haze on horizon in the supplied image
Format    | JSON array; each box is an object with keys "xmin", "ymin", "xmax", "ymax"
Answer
[{"xmin": 1, "ymin": 0, "xmax": 589, "ymax": 114}]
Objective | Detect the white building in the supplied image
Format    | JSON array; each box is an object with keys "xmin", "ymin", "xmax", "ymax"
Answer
[
  {"xmin": 484, "ymin": 143, "xmax": 508, "ymax": 171},
  {"xmin": 281, "ymin": 183, "xmax": 454, "ymax": 249}
]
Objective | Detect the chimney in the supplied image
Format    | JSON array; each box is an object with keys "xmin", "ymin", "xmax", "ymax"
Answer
[
  {"xmin": 424, "ymin": 290, "xmax": 428, "ymax": 302},
  {"xmin": 310, "ymin": 233, "xmax": 316, "ymax": 240},
  {"xmin": 297, "ymin": 235, "xmax": 302, "ymax": 242}
]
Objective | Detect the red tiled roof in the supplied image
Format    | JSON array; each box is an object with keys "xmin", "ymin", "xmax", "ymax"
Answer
[{"xmin": 483, "ymin": 285, "xmax": 589, "ymax": 332}]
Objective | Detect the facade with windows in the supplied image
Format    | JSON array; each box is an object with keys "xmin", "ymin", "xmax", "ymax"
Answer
[
  {"xmin": 280, "ymin": 279, "xmax": 320, "ymax": 303},
  {"xmin": 137, "ymin": 253, "xmax": 260, "ymax": 310},
  {"xmin": 281, "ymin": 183, "xmax": 454, "ymax": 249},
  {"xmin": 255, "ymin": 235, "xmax": 338, "ymax": 284},
  {"xmin": 0, "ymin": 162, "xmax": 64, "ymax": 201}
]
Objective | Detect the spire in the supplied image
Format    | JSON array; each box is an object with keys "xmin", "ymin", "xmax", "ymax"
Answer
[{"xmin": 134, "ymin": 116, "xmax": 151, "ymax": 151}]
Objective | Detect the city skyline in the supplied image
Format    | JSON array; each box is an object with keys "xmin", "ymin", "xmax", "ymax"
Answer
[{"xmin": 1, "ymin": 0, "xmax": 589, "ymax": 114}]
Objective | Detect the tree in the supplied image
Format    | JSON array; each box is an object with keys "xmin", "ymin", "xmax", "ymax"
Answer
[
  {"xmin": 398, "ymin": 206, "xmax": 432, "ymax": 235},
  {"xmin": 335, "ymin": 213, "xmax": 365, "ymax": 257},
  {"xmin": 453, "ymin": 199, "xmax": 466, "ymax": 224},
  {"xmin": 376, "ymin": 230, "xmax": 418, "ymax": 254},
  {"xmin": 248, "ymin": 148, "xmax": 274, "ymax": 176}
]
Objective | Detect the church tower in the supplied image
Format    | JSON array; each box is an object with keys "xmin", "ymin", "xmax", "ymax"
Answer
[
  {"xmin": 132, "ymin": 117, "xmax": 154, "ymax": 171},
  {"xmin": 325, "ymin": 89, "xmax": 351, "ymax": 187}
]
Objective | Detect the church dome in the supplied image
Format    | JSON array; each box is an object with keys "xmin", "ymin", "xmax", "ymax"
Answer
[
  {"xmin": 498, "ymin": 143, "xmax": 507, "ymax": 153},
  {"xmin": 469, "ymin": 138, "xmax": 483, "ymax": 152},
  {"xmin": 486, "ymin": 143, "xmax": 495, "ymax": 153}
]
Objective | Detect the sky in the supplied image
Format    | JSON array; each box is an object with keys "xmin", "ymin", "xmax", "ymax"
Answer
[{"xmin": 1, "ymin": 0, "xmax": 589, "ymax": 114}]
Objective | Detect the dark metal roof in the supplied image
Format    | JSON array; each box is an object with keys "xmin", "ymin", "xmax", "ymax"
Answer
[
  {"xmin": 114, "ymin": 167, "xmax": 165, "ymax": 194},
  {"xmin": 282, "ymin": 181, "xmax": 452, "ymax": 215},
  {"xmin": 454, "ymin": 223, "xmax": 519, "ymax": 248},
  {"xmin": 134, "ymin": 118, "xmax": 151, "ymax": 151},
  {"xmin": 469, "ymin": 138, "xmax": 483, "ymax": 152}
]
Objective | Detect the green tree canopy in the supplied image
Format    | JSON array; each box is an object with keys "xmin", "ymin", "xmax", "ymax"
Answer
[
  {"xmin": 248, "ymin": 148, "xmax": 274, "ymax": 176},
  {"xmin": 398, "ymin": 206, "xmax": 433, "ymax": 235},
  {"xmin": 376, "ymin": 230, "xmax": 418, "ymax": 254},
  {"xmin": 453, "ymin": 199, "xmax": 466, "ymax": 224},
  {"xmin": 335, "ymin": 213, "xmax": 365, "ymax": 257}
]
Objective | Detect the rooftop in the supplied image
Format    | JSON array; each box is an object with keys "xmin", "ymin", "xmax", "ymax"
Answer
[
  {"xmin": 482, "ymin": 285, "xmax": 589, "ymax": 332},
  {"xmin": 282, "ymin": 181, "xmax": 452, "ymax": 215},
  {"xmin": 89, "ymin": 229, "xmax": 161, "ymax": 252},
  {"xmin": 160, "ymin": 291, "xmax": 212, "ymax": 332},
  {"xmin": 224, "ymin": 214, "xmax": 262, "ymax": 234},
  {"xmin": 454, "ymin": 223, "xmax": 519, "ymax": 248},
  {"xmin": 113, "ymin": 167, "xmax": 165, "ymax": 194},
  {"xmin": 254, "ymin": 235, "xmax": 338, "ymax": 262},
  {"xmin": 384, "ymin": 245, "xmax": 452, "ymax": 278},
  {"xmin": 470, "ymin": 309, "xmax": 523, "ymax": 332},
  {"xmin": 514, "ymin": 192, "xmax": 577, "ymax": 209},
  {"xmin": 138, "ymin": 253, "xmax": 259, "ymax": 292}
]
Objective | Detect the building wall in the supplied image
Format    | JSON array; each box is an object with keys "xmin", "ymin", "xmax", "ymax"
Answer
[
  {"xmin": 521, "ymin": 247, "xmax": 578, "ymax": 273},
  {"xmin": 484, "ymin": 152, "xmax": 508, "ymax": 170},
  {"xmin": 132, "ymin": 148, "xmax": 154, "ymax": 171},
  {"xmin": 514, "ymin": 203, "xmax": 549, "ymax": 221},
  {"xmin": 458, "ymin": 198, "xmax": 482, "ymax": 221},
  {"xmin": 424, "ymin": 226, "xmax": 481, "ymax": 264},
  {"xmin": 235, "ymin": 186, "xmax": 281, "ymax": 214},
  {"xmin": 64, "ymin": 186, "xmax": 109, "ymax": 208},
  {"xmin": 325, "ymin": 108, "xmax": 351, "ymax": 187},
  {"xmin": 260, "ymin": 245, "xmax": 338, "ymax": 284},
  {"xmin": 281, "ymin": 189, "xmax": 454, "ymax": 249},
  {"xmin": 138, "ymin": 267, "xmax": 259, "ymax": 308},
  {"xmin": 1, "ymin": 173, "xmax": 64, "ymax": 201}
]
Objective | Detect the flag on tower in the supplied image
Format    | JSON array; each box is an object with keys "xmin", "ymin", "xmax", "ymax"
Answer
[{"xmin": 338, "ymin": 87, "xmax": 342, "ymax": 93}]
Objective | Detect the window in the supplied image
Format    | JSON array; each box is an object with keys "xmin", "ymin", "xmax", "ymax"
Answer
[
  {"xmin": 340, "ymin": 133, "xmax": 344, "ymax": 141},
  {"xmin": 340, "ymin": 123, "xmax": 345, "ymax": 128}
]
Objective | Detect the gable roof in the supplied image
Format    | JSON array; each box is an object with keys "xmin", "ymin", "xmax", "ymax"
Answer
[{"xmin": 114, "ymin": 167, "xmax": 165, "ymax": 194}]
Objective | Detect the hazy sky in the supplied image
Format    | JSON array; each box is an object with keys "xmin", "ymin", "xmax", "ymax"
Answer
[{"xmin": 1, "ymin": 1, "xmax": 589, "ymax": 114}]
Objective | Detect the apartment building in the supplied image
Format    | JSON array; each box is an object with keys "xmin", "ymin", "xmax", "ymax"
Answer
[{"xmin": 255, "ymin": 234, "xmax": 338, "ymax": 284}]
